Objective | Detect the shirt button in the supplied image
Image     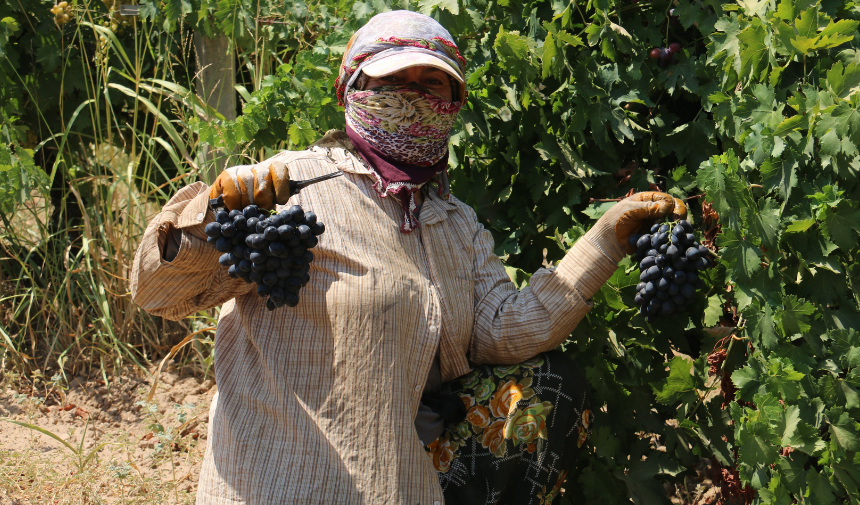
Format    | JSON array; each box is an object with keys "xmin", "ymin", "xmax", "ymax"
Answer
[
  {"xmin": 196, "ymin": 212, "xmax": 205, "ymax": 222},
  {"xmin": 434, "ymin": 501, "xmax": 440, "ymax": 505},
  {"xmin": 428, "ymin": 324, "xmax": 437, "ymax": 333},
  {"xmin": 414, "ymin": 385, "xmax": 421, "ymax": 392}
]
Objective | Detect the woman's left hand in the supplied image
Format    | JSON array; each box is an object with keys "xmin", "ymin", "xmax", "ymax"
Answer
[{"xmin": 584, "ymin": 192, "xmax": 687, "ymax": 263}]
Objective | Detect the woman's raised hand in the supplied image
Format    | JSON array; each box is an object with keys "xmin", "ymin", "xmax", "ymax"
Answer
[
  {"xmin": 209, "ymin": 161, "xmax": 292, "ymax": 211},
  {"xmin": 585, "ymin": 192, "xmax": 687, "ymax": 263}
]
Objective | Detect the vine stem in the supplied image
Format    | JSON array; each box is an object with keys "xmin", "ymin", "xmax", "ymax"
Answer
[
  {"xmin": 589, "ymin": 197, "xmax": 623, "ymax": 203},
  {"xmin": 684, "ymin": 193, "xmax": 705, "ymax": 201}
]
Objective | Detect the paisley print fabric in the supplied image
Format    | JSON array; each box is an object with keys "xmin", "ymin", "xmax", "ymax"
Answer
[
  {"xmin": 424, "ymin": 350, "xmax": 594, "ymax": 505},
  {"xmin": 346, "ymin": 85, "xmax": 462, "ymax": 166}
]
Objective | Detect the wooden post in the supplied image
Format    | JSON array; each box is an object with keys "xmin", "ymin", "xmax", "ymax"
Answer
[{"xmin": 194, "ymin": 32, "xmax": 236, "ymax": 184}]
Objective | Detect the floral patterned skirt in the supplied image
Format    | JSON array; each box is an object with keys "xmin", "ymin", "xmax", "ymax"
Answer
[{"xmin": 424, "ymin": 350, "xmax": 593, "ymax": 505}]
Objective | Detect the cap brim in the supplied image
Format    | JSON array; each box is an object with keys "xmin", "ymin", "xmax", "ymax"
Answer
[{"xmin": 361, "ymin": 52, "xmax": 465, "ymax": 83}]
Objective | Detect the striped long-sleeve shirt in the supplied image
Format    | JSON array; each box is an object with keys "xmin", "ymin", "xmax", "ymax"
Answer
[{"xmin": 130, "ymin": 131, "xmax": 617, "ymax": 505}]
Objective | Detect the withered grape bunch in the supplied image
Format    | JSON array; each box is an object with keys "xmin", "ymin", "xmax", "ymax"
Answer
[
  {"xmin": 205, "ymin": 203, "xmax": 325, "ymax": 310},
  {"xmin": 628, "ymin": 219, "xmax": 711, "ymax": 323}
]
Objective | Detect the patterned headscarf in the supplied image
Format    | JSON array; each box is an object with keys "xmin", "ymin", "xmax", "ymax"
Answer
[
  {"xmin": 335, "ymin": 11, "xmax": 468, "ymax": 232},
  {"xmin": 335, "ymin": 10, "xmax": 467, "ymax": 106}
]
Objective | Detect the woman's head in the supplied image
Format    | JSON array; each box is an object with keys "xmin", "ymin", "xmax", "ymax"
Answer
[{"xmin": 335, "ymin": 11, "xmax": 467, "ymax": 105}]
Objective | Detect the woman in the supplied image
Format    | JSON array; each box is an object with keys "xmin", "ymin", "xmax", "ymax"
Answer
[{"xmin": 131, "ymin": 10, "xmax": 685, "ymax": 505}]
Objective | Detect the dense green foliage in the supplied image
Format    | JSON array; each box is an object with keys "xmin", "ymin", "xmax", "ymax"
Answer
[{"xmin": 4, "ymin": 0, "xmax": 860, "ymax": 502}]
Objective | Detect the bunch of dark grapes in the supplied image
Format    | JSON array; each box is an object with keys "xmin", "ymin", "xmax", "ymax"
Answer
[
  {"xmin": 649, "ymin": 42, "xmax": 681, "ymax": 67},
  {"xmin": 629, "ymin": 219, "xmax": 711, "ymax": 322},
  {"xmin": 204, "ymin": 204, "xmax": 325, "ymax": 310}
]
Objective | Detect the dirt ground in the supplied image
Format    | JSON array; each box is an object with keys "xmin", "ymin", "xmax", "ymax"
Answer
[{"xmin": 0, "ymin": 364, "xmax": 216, "ymax": 504}]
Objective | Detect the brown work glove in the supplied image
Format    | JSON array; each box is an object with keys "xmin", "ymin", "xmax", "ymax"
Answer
[
  {"xmin": 208, "ymin": 161, "xmax": 291, "ymax": 211},
  {"xmin": 585, "ymin": 192, "xmax": 687, "ymax": 263}
]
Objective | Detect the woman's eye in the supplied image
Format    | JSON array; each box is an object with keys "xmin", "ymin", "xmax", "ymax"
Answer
[{"xmin": 424, "ymin": 79, "xmax": 443, "ymax": 85}]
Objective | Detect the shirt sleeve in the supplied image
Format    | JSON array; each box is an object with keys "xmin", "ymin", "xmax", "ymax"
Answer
[
  {"xmin": 469, "ymin": 219, "xmax": 619, "ymax": 365},
  {"xmin": 130, "ymin": 181, "xmax": 255, "ymax": 320}
]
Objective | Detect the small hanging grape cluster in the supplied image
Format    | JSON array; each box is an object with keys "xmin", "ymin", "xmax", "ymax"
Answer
[
  {"xmin": 204, "ymin": 204, "xmax": 325, "ymax": 310},
  {"xmin": 629, "ymin": 219, "xmax": 711, "ymax": 322}
]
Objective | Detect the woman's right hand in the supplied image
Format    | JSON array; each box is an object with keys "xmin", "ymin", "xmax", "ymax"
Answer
[{"xmin": 209, "ymin": 161, "xmax": 292, "ymax": 211}]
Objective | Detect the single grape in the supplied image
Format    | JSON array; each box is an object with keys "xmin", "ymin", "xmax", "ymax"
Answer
[
  {"xmin": 300, "ymin": 272, "xmax": 310, "ymax": 286},
  {"xmin": 685, "ymin": 247, "xmax": 700, "ymax": 260},
  {"xmin": 278, "ymin": 224, "xmax": 295, "ymax": 239},
  {"xmin": 244, "ymin": 248, "xmax": 253, "ymax": 260},
  {"xmin": 659, "ymin": 243, "xmax": 669, "ymax": 254},
  {"xmin": 269, "ymin": 242, "xmax": 286, "ymax": 257},
  {"xmin": 238, "ymin": 259, "xmax": 252, "ymax": 273},
  {"xmin": 289, "ymin": 206, "xmax": 304, "ymax": 222},
  {"xmin": 646, "ymin": 249, "xmax": 658, "ymax": 257},
  {"xmin": 233, "ymin": 215, "xmax": 247, "ymax": 231},
  {"xmin": 292, "ymin": 257, "xmax": 307, "ymax": 269},
  {"xmin": 634, "ymin": 293, "xmax": 643, "ymax": 305},
  {"xmin": 643, "ymin": 282, "xmax": 656, "ymax": 296},
  {"xmin": 649, "ymin": 48, "xmax": 661, "ymax": 59},
  {"xmin": 303, "ymin": 236, "xmax": 319, "ymax": 248},
  {"xmin": 629, "ymin": 234, "xmax": 642, "ymax": 248},
  {"xmin": 680, "ymin": 283, "xmax": 695, "ymax": 299},
  {"xmin": 219, "ymin": 253, "xmax": 232, "ymax": 267},
  {"xmin": 291, "ymin": 246, "xmax": 305, "ymax": 257},
  {"xmin": 256, "ymin": 220, "xmax": 268, "ymax": 234},
  {"xmin": 311, "ymin": 223, "xmax": 326, "ymax": 236},
  {"xmin": 215, "ymin": 210, "xmax": 229, "ymax": 224},
  {"xmin": 215, "ymin": 237, "xmax": 232, "ymax": 252},
  {"xmin": 265, "ymin": 257, "xmax": 280, "ymax": 270},
  {"xmin": 658, "ymin": 224, "xmax": 669, "ymax": 233},
  {"xmin": 660, "ymin": 300, "xmax": 675, "ymax": 315},
  {"xmin": 655, "ymin": 255, "xmax": 667, "ymax": 268},
  {"xmin": 205, "ymin": 222, "xmax": 222, "ymax": 238},
  {"xmin": 228, "ymin": 209, "xmax": 241, "ymax": 219},
  {"xmin": 266, "ymin": 298, "xmax": 277, "ymax": 311},
  {"xmin": 681, "ymin": 221, "xmax": 693, "ymax": 233},
  {"xmin": 284, "ymin": 292, "xmax": 300, "ymax": 307},
  {"xmin": 221, "ymin": 222, "xmax": 236, "ymax": 238},
  {"xmin": 671, "ymin": 225, "xmax": 683, "ymax": 236},
  {"xmin": 673, "ymin": 271, "xmax": 687, "ymax": 285},
  {"xmin": 250, "ymin": 251, "xmax": 266, "ymax": 264},
  {"xmin": 249, "ymin": 271, "xmax": 264, "ymax": 284},
  {"xmin": 257, "ymin": 284, "xmax": 272, "ymax": 297},
  {"xmin": 230, "ymin": 253, "xmax": 243, "ymax": 265},
  {"xmin": 304, "ymin": 211, "xmax": 317, "ymax": 227},
  {"xmin": 251, "ymin": 262, "xmax": 266, "ymax": 273},
  {"xmin": 657, "ymin": 277, "xmax": 670, "ymax": 291},
  {"xmin": 668, "ymin": 283, "xmax": 680, "ymax": 296},
  {"xmin": 297, "ymin": 225, "xmax": 311, "ymax": 240},
  {"xmin": 263, "ymin": 271, "xmax": 278, "ymax": 286},
  {"xmin": 672, "ymin": 294, "xmax": 686, "ymax": 305},
  {"xmin": 637, "ymin": 234, "xmax": 652, "ymax": 249},
  {"xmin": 651, "ymin": 234, "xmax": 662, "ymax": 247},
  {"xmin": 647, "ymin": 298, "xmax": 661, "ymax": 313},
  {"xmin": 673, "ymin": 257, "xmax": 688, "ymax": 271},
  {"xmin": 302, "ymin": 250, "xmax": 314, "ymax": 263},
  {"xmin": 243, "ymin": 205, "xmax": 259, "ymax": 218},
  {"xmin": 264, "ymin": 226, "xmax": 279, "ymax": 241},
  {"xmin": 650, "ymin": 224, "xmax": 660, "ymax": 234},
  {"xmin": 288, "ymin": 235, "xmax": 302, "ymax": 247},
  {"xmin": 663, "ymin": 266, "xmax": 675, "ymax": 278},
  {"xmin": 667, "ymin": 245, "xmax": 679, "ymax": 259},
  {"xmin": 207, "ymin": 236, "xmax": 218, "ymax": 245},
  {"xmin": 269, "ymin": 214, "xmax": 283, "ymax": 228},
  {"xmin": 285, "ymin": 277, "xmax": 302, "ymax": 293},
  {"xmin": 669, "ymin": 42, "xmax": 681, "ymax": 53},
  {"xmin": 270, "ymin": 286, "xmax": 285, "ymax": 303},
  {"xmin": 645, "ymin": 265, "xmax": 661, "ymax": 281},
  {"xmin": 227, "ymin": 265, "xmax": 239, "ymax": 278},
  {"xmin": 246, "ymin": 217, "xmax": 260, "ymax": 231}
]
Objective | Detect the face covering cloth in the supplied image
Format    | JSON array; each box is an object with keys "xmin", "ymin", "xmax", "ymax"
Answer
[{"xmin": 335, "ymin": 10, "xmax": 467, "ymax": 232}]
